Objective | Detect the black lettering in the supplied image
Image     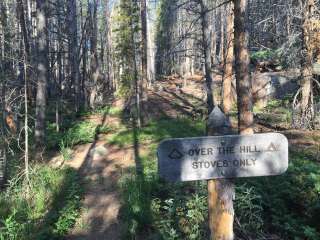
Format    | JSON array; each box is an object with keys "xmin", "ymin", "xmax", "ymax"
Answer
[
  {"xmin": 240, "ymin": 159, "xmax": 246, "ymax": 166},
  {"xmin": 218, "ymin": 147, "xmax": 223, "ymax": 154},
  {"xmin": 195, "ymin": 149, "xmax": 200, "ymax": 155},
  {"xmin": 198, "ymin": 161, "xmax": 203, "ymax": 168},
  {"xmin": 192, "ymin": 162, "xmax": 198, "ymax": 169},
  {"xmin": 207, "ymin": 148, "xmax": 213, "ymax": 155},
  {"xmin": 246, "ymin": 159, "xmax": 251, "ymax": 166},
  {"xmin": 223, "ymin": 160, "xmax": 228, "ymax": 167},
  {"xmin": 201, "ymin": 148, "xmax": 206, "ymax": 155},
  {"xmin": 211, "ymin": 161, "xmax": 217, "ymax": 167},
  {"xmin": 189, "ymin": 149, "xmax": 194, "ymax": 156},
  {"xmin": 240, "ymin": 146, "xmax": 246, "ymax": 153},
  {"xmin": 217, "ymin": 161, "xmax": 223, "ymax": 167},
  {"xmin": 204, "ymin": 161, "xmax": 210, "ymax": 168},
  {"xmin": 252, "ymin": 159, "xmax": 257, "ymax": 166}
]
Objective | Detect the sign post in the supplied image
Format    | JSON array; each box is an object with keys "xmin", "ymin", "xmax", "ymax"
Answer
[
  {"xmin": 157, "ymin": 107, "xmax": 289, "ymax": 239},
  {"xmin": 207, "ymin": 107, "xmax": 235, "ymax": 240}
]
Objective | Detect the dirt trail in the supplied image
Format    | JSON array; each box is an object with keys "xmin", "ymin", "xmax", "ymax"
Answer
[
  {"xmin": 63, "ymin": 78, "xmax": 207, "ymax": 240},
  {"xmin": 65, "ymin": 101, "xmax": 135, "ymax": 240}
]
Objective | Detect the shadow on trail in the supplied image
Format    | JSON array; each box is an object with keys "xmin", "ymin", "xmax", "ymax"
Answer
[
  {"xmin": 115, "ymin": 93, "xmax": 207, "ymax": 238},
  {"xmin": 68, "ymin": 97, "xmax": 130, "ymax": 240},
  {"xmin": 33, "ymin": 99, "xmax": 113, "ymax": 239},
  {"xmin": 132, "ymin": 116, "xmax": 144, "ymax": 178}
]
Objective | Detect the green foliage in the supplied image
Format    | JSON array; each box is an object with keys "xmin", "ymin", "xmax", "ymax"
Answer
[
  {"xmin": 0, "ymin": 210, "xmax": 21, "ymax": 240},
  {"xmin": 254, "ymin": 98, "xmax": 293, "ymax": 127},
  {"xmin": 120, "ymin": 174, "xmax": 154, "ymax": 238},
  {"xmin": 116, "ymin": 114, "xmax": 320, "ymax": 239},
  {"xmin": 108, "ymin": 106, "xmax": 123, "ymax": 117},
  {"xmin": 241, "ymin": 151, "xmax": 320, "ymax": 239},
  {"xmin": 47, "ymin": 119, "xmax": 99, "ymax": 161},
  {"xmin": 152, "ymin": 193, "xmax": 208, "ymax": 240},
  {"xmin": 0, "ymin": 165, "xmax": 83, "ymax": 240},
  {"xmin": 59, "ymin": 141, "xmax": 72, "ymax": 162},
  {"xmin": 235, "ymin": 185, "xmax": 264, "ymax": 236},
  {"xmin": 63, "ymin": 121, "xmax": 98, "ymax": 146},
  {"xmin": 251, "ymin": 49, "xmax": 281, "ymax": 63},
  {"xmin": 108, "ymin": 117, "xmax": 205, "ymax": 147}
]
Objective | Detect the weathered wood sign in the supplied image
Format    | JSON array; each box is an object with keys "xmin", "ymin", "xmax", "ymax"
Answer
[{"xmin": 158, "ymin": 133, "xmax": 288, "ymax": 182}]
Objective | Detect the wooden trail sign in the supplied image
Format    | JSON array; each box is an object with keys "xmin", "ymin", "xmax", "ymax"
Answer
[{"xmin": 157, "ymin": 133, "xmax": 288, "ymax": 182}]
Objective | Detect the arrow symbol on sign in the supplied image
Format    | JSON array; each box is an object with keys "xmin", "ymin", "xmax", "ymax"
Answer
[{"xmin": 168, "ymin": 149, "xmax": 183, "ymax": 159}]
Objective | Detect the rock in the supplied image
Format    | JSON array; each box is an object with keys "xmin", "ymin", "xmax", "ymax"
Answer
[
  {"xmin": 313, "ymin": 63, "xmax": 320, "ymax": 75},
  {"xmin": 252, "ymin": 71, "xmax": 299, "ymax": 108},
  {"xmin": 90, "ymin": 145, "xmax": 108, "ymax": 160}
]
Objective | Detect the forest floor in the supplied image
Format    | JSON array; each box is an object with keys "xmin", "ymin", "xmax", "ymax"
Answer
[
  {"xmin": 56, "ymin": 75, "xmax": 320, "ymax": 240},
  {"xmin": 63, "ymin": 99, "xmax": 134, "ymax": 240}
]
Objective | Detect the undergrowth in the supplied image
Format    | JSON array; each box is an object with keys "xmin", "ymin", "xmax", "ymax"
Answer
[
  {"xmin": 46, "ymin": 106, "xmax": 117, "ymax": 160},
  {"xmin": 0, "ymin": 164, "xmax": 83, "ymax": 240},
  {"xmin": 114, "ymin": 115, "xmax": 320, "ymax": 239}
]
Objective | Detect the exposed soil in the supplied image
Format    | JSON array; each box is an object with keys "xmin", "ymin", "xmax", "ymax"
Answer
[{"xmin": 65, "ymin": 100, "xmax": 135, "ymax": 240}]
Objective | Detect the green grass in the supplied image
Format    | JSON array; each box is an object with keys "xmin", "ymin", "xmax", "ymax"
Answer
[
  {"xmin": 0, "ymin": 164, "xmax": 84, "ymax": 240},
  {"xmin": 253, "ymin": 98, "xmax": 293, "ymax": 127},
  {"xmin": 108, "ymin": 117, "xmax": 205, "ymax": 148},
  {"xmin": 115, "ymin": 113, "xmax": 320, "ymax": 239},
  {"xmin": 46, "ymin": 120, "xmax": 99, "ymax": 150}
]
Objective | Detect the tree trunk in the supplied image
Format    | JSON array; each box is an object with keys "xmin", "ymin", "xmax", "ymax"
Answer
[
  {"xmin": 220, "ymin": 5, "xmax": 225, "ymax": 65},
  {"xmin": 68, "ymin": 0, "xmax": 81, "ymax": 112},
  {"xmin": 35, "ymin": 0, "xmax": 49, "ymax": 147},
  {"xmin": 147, "ymin": 0, "xmax": 155, "ymax": 85},
  {"xmin": 200, "ymin": 0, "xmax": 215, "ymax": 114},
  {"xmin": 17, "ymin": 0, "xmax": 30, "ymax": 56},
  {"xmin": 234, "ymin": 0, "xmax": 254, "ymax": 135},
  {"xmin": 223, "ymin": 2, "xmax": 235, "ymax": 113},
  {"xmin": 140, "ymin": 0, "xmax": 148, "ymax": 93},
  {"xmin": 207, "ymin": 107, "xmax": 234, "ymax": 240},
  {"xmin": 103, "ymin": 0, "xmax": 112, "ymax": 91},
  {"xmin": 299, "ymin": 0, "xmax": 314, "ymax": 127},
  {"xmin": 80, "ymin": 2, "xmax": 87, "ymax": 107},
  {"xmin": 0, "ymin": 1, "xmax": 11, "ymax": 72},
  {"xmin": 89, "ymin": 0, "xmax": 99, "ymax": 108}
]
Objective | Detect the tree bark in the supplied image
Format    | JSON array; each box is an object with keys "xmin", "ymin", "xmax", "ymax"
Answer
[
  {"xmin": 17, "ymin": 0, "xmax": 30, "ymax": 57},
  {"xmin": 89, "ymin": 0, "xmax": 99, "ymax": 108},
  {"xmin": 68, "ymin": 0, "xmax": 81, "ymax": 112},
  {"xmin": 200, "ymin": 0, "xmax": 215, "ymax": 114},
  {"xmin": 35, "ymin": 0, "xmax": 49, "ymax": 147},
  {"xmin": 300, "ymin": 0, "xmax": 314, "ymax": 126},
  {"xmin": 234, "ymin": 0, "xmax": 254, "ymax": 135},
  {"xmin": 147, "ymin": 0, "xmax": 155, "ymax": 85},
  {"xmin": 140, "ymin": 0, "xmax": 148, "ymax": 93},
  {"xmin": 219, "ymin": 5, "xmax": 225, "ymax": 65},
  {"xmin": 223, "ymin": 2, "xmax": 235, "ymax": 113}
]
